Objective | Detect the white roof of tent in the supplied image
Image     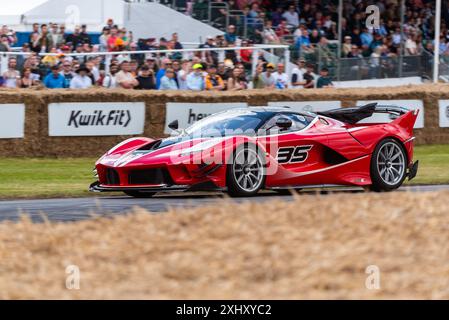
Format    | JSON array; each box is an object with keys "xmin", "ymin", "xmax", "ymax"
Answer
[
  {"xmin": 21, "ymin": 0, "xmax": 124, "ymax": 31},
  {"xmin": 0, "ymin": 0, "xmax": 48, "ymax": 27}
]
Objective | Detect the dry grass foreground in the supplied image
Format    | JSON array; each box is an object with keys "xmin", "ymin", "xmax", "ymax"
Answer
[{"xmin": 1, "ymin": 191, "xmax": 449, "ymax": 299}]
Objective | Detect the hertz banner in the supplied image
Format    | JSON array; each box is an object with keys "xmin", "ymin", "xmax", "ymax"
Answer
[
  {"xmin": 48, "ymin": 102, "xmax": 146, "ymax": 137},
  {"xmin": 164, "ymin": 102, "xmax": 247, "ymax": 134}
]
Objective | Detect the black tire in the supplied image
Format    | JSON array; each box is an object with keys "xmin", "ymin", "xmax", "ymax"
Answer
[
  {"xmin": 370, "ymin": 138, "xmax": 408, "ymax": 192},
  {"xmin": 123, "ymin": 191, "xmax": 156, "ymax": 198},
  {"xmin": 226, "ymin": 144, "xmax": 266, "ymax": 197}
]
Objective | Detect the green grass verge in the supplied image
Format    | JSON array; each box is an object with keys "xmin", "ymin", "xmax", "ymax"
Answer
[
  {"xmin": 0, "ymin": 158, "xmax": 96, "ymax": 199},
  {"xmin": 406, "ymin": 144, "xmax": 449, "ymax": 185},
  {"xmin": 0, "ymin": 145, "xmax": 448, "ymax": 199}
]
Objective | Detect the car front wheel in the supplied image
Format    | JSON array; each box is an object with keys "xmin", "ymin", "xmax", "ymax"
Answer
[{"xmin": 227, "ymin": 144, "xmax": 266, "ymax": 197}]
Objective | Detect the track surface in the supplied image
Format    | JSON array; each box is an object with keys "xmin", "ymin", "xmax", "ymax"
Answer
[{"xmin": 0, "ymin": 185, "xmax": 448, "ymax": 223}]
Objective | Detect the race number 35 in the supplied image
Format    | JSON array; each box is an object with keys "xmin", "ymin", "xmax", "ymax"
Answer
[{"xmin": 277, "ymin": 145, "xmax": 313, "ymax": 164}]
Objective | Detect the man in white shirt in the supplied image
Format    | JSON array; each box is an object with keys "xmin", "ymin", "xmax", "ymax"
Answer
[
  {"xmin": 103, "ymin": 64, "xmax": 119, "ymax": 89},
  {"xmin": 291, "ymin": 59, "xmax": 305, "ymax": 89},
  {"xmin": 272, "ymin": 63, "xmax": 289, "ymax": 89},
  {"xmin": 70, "ymin": 64, "xmax": 93, "ymax": 89},
  {"xmin": 177, "ymin": 60, "xmax": 191, "ymax": 90},
  {"xmin": 282, "ymin": 5, "xmax": 299, "ymax": 29},
  {"xmin": 405, "ymin": 34, "xmax": 418, "ymax": 56}
]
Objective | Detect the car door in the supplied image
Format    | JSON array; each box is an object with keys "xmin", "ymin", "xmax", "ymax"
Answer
[{"xmin": 258, "ymin": 113, "xmax": 330, "ymax": 188}]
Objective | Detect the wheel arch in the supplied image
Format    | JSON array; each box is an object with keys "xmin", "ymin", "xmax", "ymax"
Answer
[{"xmin": 371, "ymin": 135, "xmax": 409, "ymax": 164}]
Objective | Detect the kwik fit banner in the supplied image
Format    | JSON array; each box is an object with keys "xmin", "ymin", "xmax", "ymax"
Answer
[{"xmin": 48, "ymin": 102, "xmax": 145, "ymax": 137}]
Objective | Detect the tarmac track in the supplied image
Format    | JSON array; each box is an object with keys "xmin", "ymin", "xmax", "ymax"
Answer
[{"xmin": 0, "ymin": 184, "xmax": 448, "ymax": 223}]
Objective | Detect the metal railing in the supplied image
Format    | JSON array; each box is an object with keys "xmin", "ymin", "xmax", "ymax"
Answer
[
  {"xmin": 0, "ymin": 44, "xmax": 291, "ymax": 83},
  {"xmin": 208, "ymin": 2, "xmax": 229, "ymax": 29}
]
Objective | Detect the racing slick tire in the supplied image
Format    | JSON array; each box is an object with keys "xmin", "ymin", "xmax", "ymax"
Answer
[
  {"xmin": 123, "ymin": 191, "xmax": 156, "ymax": 198},
  {"xmin": 370, "ymin": 138, "xmax": 408, "ymax": 192},
  {"xmin": 227, "ymin": 144, "xmax": 266, "ymax": 197}
]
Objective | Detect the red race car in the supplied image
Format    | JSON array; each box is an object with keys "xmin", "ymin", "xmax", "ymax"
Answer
[{"xmin": 90, "ymin": 103, "xmax": 419, "ymax": 197}]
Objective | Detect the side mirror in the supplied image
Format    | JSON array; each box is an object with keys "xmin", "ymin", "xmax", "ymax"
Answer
[
  {"xmin": 276, "ymin": 117, "xmax": 293, "ymax": 130},
  {"xmin": 168, "ymin": 120, "xmax": 179, "ymax": 131}
]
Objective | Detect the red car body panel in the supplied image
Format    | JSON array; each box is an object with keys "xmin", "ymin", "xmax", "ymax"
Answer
[{"xmin": 91, "ymin": 107, "xmax": 419, "ymax": 193}]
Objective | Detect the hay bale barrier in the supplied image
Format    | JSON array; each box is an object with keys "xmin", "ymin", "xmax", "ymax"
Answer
[
  {"xmin": 1, "ymin": 84, "xmax": 449, "ymax": 157},
  {"xmin": 1, "ymin": 191, "xmax": 449, "ymax": 299}
]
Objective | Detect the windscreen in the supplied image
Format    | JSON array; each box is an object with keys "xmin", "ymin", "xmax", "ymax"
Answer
[{"xmin": 185, "ymin": 110, "xmax": 270, "ymax": 138}]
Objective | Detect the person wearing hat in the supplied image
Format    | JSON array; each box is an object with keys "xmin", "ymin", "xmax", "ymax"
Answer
[
  {"xmin": 43, "ymin": 65, "xmax": 65, "ymax": 89},
  {"xmin": 159, "ymin": 68, "xmax": 178, "ymax": 91},
  {"xmin": 60, "ymin": 60, "xmax": 75, "ymax": 88},
  {"xmin": 156, "ymin": 58, "xmax": 172, "ymax": 89},
  {"xmin": 70, "ymin": 64, "xmax": 93, "ymax": 89},
  {"xmin": 343, "ymin": 35, "xmax": 353, "ymax": 57},
  {"xmin": 205, "ymin": 64, "xmax": 224, "ymax": 91},
  {"xmin": 145, "ymin": 55, "xmax": 159, "ymax": 75},
  {"xmin": 186, "ymin": 63, "xmax": 205, "ymax": 91},
  {"xmin": 316, "ymin": 67, "xmax": 334, "ymax": 88},
  {"xmin": 99, "ymin": 26, "xmax": 110, "ymax": 52},
  {"xmin": 260, "ymin": 63, "xmax": 276, "ymax": 89}
]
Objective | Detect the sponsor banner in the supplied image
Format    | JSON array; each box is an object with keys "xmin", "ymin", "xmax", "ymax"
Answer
[
  {"xmin": 267, "ymin": 101, "xmax": 341, "ymax": 113},
  {"xmin": 0, "ymin": 104, "xmax": 25, "ymax": 139},
  {"xmin": 165, "ymin": 103, "xmax": 248, "ymax": 134},
  {"xmin": 48, "ymin": 102, "xmax": 145, "ymax": 137},
  {"xmin": 356, "ymin": 100, "xmax": 424, "ymax": 129},
  {"xmin": 438, "ymin": 100, "xmax": 449, "ymax": 127}
]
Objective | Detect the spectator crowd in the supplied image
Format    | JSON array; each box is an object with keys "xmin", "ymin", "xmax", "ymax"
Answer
[
  {"xmin": 198, "ymin": 0, "xmax": 438, "ymax": 57},
  {"xmin": 0, "ymin": 0, "xmax": 444, "ymax": 89},
  {"xmin": 0, "ymin": 17, "xmax": 334, "ymax": 90}
]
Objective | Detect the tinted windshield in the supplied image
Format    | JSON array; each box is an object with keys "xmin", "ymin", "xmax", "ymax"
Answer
[{"xmin": 185, "ymin": 110, "xmax": 271, "ymax": 137}]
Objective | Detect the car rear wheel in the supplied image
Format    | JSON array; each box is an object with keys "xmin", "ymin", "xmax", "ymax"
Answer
[
  {"xmin": 123, "ymin": 191, "xmax": 156, "ymax": 198},
  {"xmin": 370, "ymin": 138, "xmax": 407, "ymax": 192},
  {"xmin": 227, "ymin": 144, "xmax": 265, "ymax": 197}
]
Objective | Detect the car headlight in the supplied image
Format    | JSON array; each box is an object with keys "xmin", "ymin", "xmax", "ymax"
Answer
[{"xmin": 93, "ymin": 168, "xmax": 98, "ymax": 178}]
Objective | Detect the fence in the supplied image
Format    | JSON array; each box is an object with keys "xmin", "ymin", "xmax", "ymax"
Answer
[{"xmin": 0, "ymin": 44, "xmax": 291, "ymax": 84}]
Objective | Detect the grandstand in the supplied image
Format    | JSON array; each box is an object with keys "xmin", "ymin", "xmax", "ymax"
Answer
[{"xmin": 0, "ymin": 0, "xmax": 445, "ymax": 90}]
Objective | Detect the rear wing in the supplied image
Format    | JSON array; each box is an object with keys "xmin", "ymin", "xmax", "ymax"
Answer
[{"xmin": 317, "ymin": 103, "xmax": 410, "ymax": 124}]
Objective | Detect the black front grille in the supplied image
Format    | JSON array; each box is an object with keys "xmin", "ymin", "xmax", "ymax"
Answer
[
  {"xmin": 128, "ymin": 168, "xmax": 173, "ymax": 185},
  {"xmin": 106, "ymin": 168, "xmax": 120, "ymax": 185}
]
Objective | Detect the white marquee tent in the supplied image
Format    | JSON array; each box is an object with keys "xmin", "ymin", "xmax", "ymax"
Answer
[
  {"xmin": 1, "ymin": 0, "xmax": 123, "ymax": 32},
  {"xmin": 1, "ymin": 0, "xmax": 222, "ymax": 42}
]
